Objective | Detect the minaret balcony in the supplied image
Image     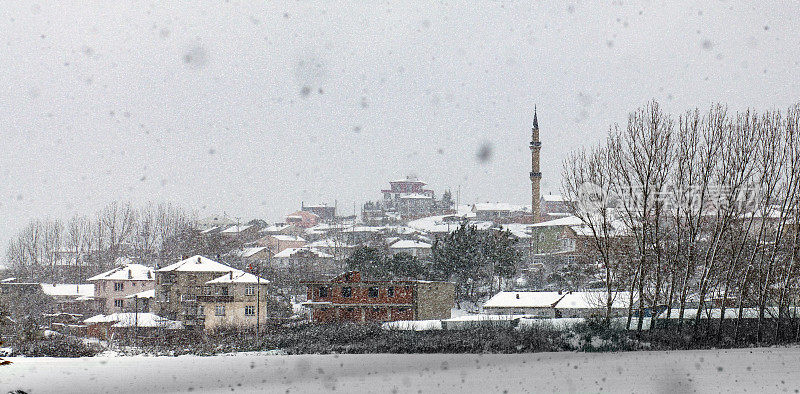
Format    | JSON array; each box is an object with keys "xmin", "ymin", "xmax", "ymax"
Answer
[
  {"xmin": 530, "ymin": 141, "xmax": 542, "ymax": 148},
  {"xmin": 530, "ymin": 171, "xmax": 542, "ymax": 178}
]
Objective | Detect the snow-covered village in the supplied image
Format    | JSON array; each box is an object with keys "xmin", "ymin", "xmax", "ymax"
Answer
[{"xmin": 4, "ymin": 1, "xmax": 800, "ymax": 393}]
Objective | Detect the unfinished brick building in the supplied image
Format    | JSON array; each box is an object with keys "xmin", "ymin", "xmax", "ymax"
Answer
[{"xmin": 302, "ymin": 271, "xmax": 454, "ymax": 323}]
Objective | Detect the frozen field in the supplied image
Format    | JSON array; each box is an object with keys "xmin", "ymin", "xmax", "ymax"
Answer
[{"xmin": 3, "ymin": 347, "xmax": 799, "ymax": 393}]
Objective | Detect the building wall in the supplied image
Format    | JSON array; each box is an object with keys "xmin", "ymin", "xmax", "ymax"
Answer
[
  {"xmin": 307, "ymin": 282, "xmax": 415, "ymax": 306},
  {"xmin": 94, "ymin": 279, "xmax": 154, "ymax": 314},
  {"xmin": 483, "ymin": 306, "xmax": 556, "ymax": 317},
  {"xmin": 415, "ymin": 282, "xmax": 455, "ymax": 320},
  {"xmin": 311, "ymin": 306, "xmax": 414, "ymax": 323},
  {"xmin": 305, "ymin": 273, "xmax": 454, "ymax": 323},
  {"xmin": 555, "ymin": 307, "xmax": 627, "ymax": 318},
  {"xmin": 199, "ymin": 282, "xmax": 272, "ymax": 330},
  {"xmin": 390, "ymin": 247, "xmax": 431, "ymax": 258},
  {"xmin": 154, "ymin": 270, "xmax": 231, "ymax": 328}
]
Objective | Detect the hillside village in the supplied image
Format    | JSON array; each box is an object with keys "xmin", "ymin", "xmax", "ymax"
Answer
[
  {"xmin": 3, "ymin": 105, "xmax": 800, "ymax": 351},
  {"xmin": 0, "ymin": 179, "xmax": 600, "ymax": 341}
]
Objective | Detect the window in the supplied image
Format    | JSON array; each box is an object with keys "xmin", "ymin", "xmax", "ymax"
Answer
[
  {"xmin": 132, "ymin": 282, "xmax": 136, "ymax": 287},
  {"xmin": 244, "ymin": 305, "xmax": 255, "ymax": 316},
  {"xmin": 188, "ymin": 275, "xmax": 197, "ymax": 284},
  {"xmin": 202, "ymin": 286, "xmax": 211, "ymax": 295},
  {"xmin": 114, "ymin": 299, "xmax": 124, "ymax": 308},
  {"xmin": 387, "ymin": 286, "xmax": 394, "ymax": 297},
  {"xmin": 198, "ymin": 305, "xmax": 204, "ymax": 315},
  {"xmin": 217, "ymin": 286, "xmax": 229, "ymax": 296},
  {"xmin": 215, "ymin": 305, "xmax": 225, "ymax": 316},
  {"xmin": 114, "ymin": 282, "xmax": 124, "ymax": 291},
  {"xmin": 368, "ymin": 287, "xmax": 379, "ymax": 298},
  {"xmin": 245, "ymin": 286, "xmax": 255, "ymax": 296},
  {"xmin": 561, "ymin": 238, "xmax": 576, "ymax": 252},
  {"xmin": 318, "ymin": 286, "xmax": 328, "ymax": 298},
  {"xmin": 341, "ymin": 286, "xmax": 352, "ymax": 297}
]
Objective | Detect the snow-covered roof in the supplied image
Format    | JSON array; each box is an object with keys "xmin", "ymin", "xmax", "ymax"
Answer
[
  {"xmin": 40, "ymin": 283, "xmax": 94, "ymax": 298},
  {"xmin": 270, "ymin": 234, "xmax": 307, "ymax": 242},
  {"xmin": 200, "ymin": 226, "xmax": 220, "ymax": 234},
  {"xmin": 156, "ymin": 255, "xmax": 236, "ymax": 273},
  {"xmin": 500, "ymin": 223, "xmax": 533, "ymax": 239},
  {"xmin": 206, "ymin": 270, "xmax": 269, "ymax": 285},
  {"xmin": 385, "ymin": 226, "xmax": 419, "ymax": 235},
  {"xmin": 483, "ymin": 291, "xmax": 565, "ymax": 309},
  {"xmin": 306, "ymin": 238, "xmax": 354, "ymax": 249},
  {"xmin": 530, "ymin": 215, "xmax": 584, "ymax": 228},
  {"xmin": 221, "ymin": 224, "xmax": 253, "ymax": 234},
  {"xmin": 260, "ymin": 223, "xmax": 290, "ymax": 233},
  {"xmin": 406, "ymin": 212, "xmax": 485, "ymax": 234},
  {"xmin": 341, "ymin": 226, "xmax": 382, "ymax": 233},
  {"xmin": 87, "ymin": 264, "xmax": 155, "ymax": 281},
  {"xmin": 390, "ymin": 176, "xmax": 424, "ymax": 184},
  {"xmin": 389, "ymin": 240, "xmax": 432, "ymax": 249},
  {"xmin": 273, "ymin": 247, "xmax": 334, "ymax": 259},
  {"xmin": 125, "ymin": 289, "xmax": 155, "ymax": 299},
  {"xmin": 472, "ymin": 203, "xmax": 530, "ymax": 212},
  {"xmin": 84, "ymin": 313, "xmax": 183, "ymax": 329},
  {"xmin": 400, "ymin": 193, "xmax": 433, "ymax": 200},
  {"xmin": 554, "ymin": 291, "xmax": 631, "ymax": 309},
  {"xmin": 231, "ymin": 247, "xmax": 268, "ymax": 258},
  {"xmin": 541, "ymin": 194, "xmax": 567, "ymax": 202}
]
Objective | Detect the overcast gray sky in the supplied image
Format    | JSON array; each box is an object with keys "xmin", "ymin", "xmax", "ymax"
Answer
[{"xmin": 1, "ymin": 1, "xmax": 799, "ymax": 246}]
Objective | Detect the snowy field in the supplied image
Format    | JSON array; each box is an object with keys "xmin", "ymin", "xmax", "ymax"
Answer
[{"xmin": 3, "ymin": 347, "xmax": 800, "ymax": 393}]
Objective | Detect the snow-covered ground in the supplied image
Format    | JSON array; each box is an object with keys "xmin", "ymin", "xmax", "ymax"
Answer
[{"xmin": 3, "ymin": 347, "xmax": 800, "ymax": 393}]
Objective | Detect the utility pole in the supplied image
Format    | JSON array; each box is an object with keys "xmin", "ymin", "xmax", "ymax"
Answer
[
  {"xmin": 134, "ymin": 295, "xmax": 139, "ymax": 346},
  {"xmin": 254, "ymin": 263, "xmax": 261, "ymax": 346}
]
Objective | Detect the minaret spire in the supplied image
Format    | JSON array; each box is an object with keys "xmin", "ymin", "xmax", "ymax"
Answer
[{"xmin": 530, "ymin": 107, "xmax": 542, "ymax": 222}]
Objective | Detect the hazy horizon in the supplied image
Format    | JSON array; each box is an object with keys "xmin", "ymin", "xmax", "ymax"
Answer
[{"xmin": 2, "ymin": 1, "xmax": 799, "ymax": 249}]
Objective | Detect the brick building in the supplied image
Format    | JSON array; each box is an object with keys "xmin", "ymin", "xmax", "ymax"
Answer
[{"xmin": 302, "ymin": 271, "xmax": 454, "ymax": 323}]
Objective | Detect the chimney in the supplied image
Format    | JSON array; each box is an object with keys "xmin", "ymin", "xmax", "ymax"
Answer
[
  {"xmin": 515, "ymin": 293, "xmax": 520, "ymax": 299},
  {"xmin": 230, "ymin": 271, "xmax": 233, "ymax": 280},
  {"xmin": 147, "ymin": 271, "xmax": 152, "ymax": 279},
  {"xmin": 127, "ymin": 270, "xmax": 132, "ymax": 279},
  {"xmin": 196, "ymin": 257, "xmax": 202, "ymax": 264},
  {"xmin": 558, "ymin": 289, "xmax": 562, "ymax": 295}
]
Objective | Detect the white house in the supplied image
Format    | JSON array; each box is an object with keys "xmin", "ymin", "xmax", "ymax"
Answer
[
  {"xmin": 482, "ymin": 291, "xmax": 565, "ymax": 317},
  {"xmin": 554, "ymin": 291, "xmax": 631, "ymax": 318},
  {"xmin": 388, "ymin": 239, "xmax": 432, "ymax": 258}
]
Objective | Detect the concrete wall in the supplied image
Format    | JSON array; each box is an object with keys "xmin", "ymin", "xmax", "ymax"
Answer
[
  {"xmin": 415, "ymin": 282, "xmax": 455, "ymax": 320},
  {"xmin": 483, "ymin": 306, "xmax": 556, "ymax": 318}
]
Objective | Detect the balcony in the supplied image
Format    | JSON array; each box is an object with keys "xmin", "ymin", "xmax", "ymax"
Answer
[{"xmin": 196, "ymin": 295, "xmax": 234, "ymax": 303}]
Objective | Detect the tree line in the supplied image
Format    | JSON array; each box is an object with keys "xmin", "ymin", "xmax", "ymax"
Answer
[
  {"xmin": 5, "ymin": 202, "xmax": 197, "ymax": 282},
  {"xmin": 562, "ymin": 101, "xmax": 800, "ymax": 342}
]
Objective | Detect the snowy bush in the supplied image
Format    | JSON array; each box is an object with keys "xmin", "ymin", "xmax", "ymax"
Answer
[{"xmin": 13, "ymin": 336, "xmax": 103, "ymax": 358}]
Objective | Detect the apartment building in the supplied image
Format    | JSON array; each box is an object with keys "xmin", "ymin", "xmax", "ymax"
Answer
[
  {"xmin": 87, "ymin": 263, "xmax": 155, "ymax": 314},
  {"xmin": 154, "ymin": 255, "xmax": 239, "ymax": 331},
  {"xmin": 198, "ymin": 271, "xmax": 271, "ymax": 331}
]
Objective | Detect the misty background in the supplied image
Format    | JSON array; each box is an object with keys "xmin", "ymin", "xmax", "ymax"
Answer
[{"xmin": 1, "ymin": 1, "xmax": 798, "ymax": 247}]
